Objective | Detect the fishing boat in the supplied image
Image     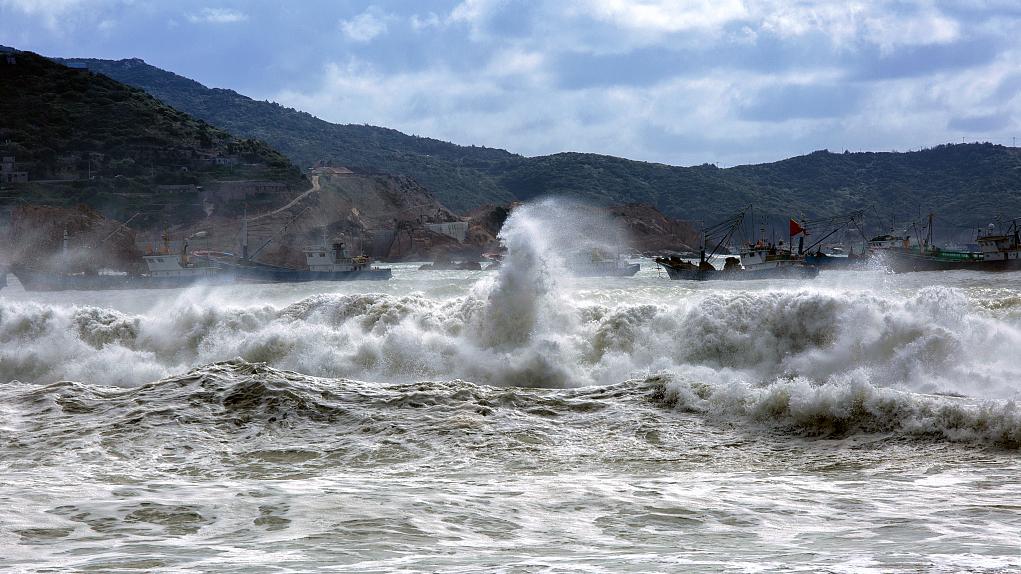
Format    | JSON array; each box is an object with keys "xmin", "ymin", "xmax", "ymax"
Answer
[
  {"xmin": 418, "ymin": 256, "xmax": 483, "ymax": 271},
  {"xmin": 879, "ymin": 215, "xmax": 1021, "ymax": 273},
  {"xmin": 803, "ymin": 251, "xmax": 864, "ymax": 269},
  {"xmin": 206, "ymin": 241, "xmax": 391, "ymax": 282},
  {"xmin": 12, "ymin": 231, "xmax": 231, "ymax": 291},
  {"xmin": 203, "ymin": 213, "xmax": 392, "ymax": 282},
  {"xmin": 803, "ymin": 230, "xmax": 910, "ymax": 269},
  {"xmin": 656, "ymin": 210, "xmax": 817, "ymax": 281},
  {"xmin": 568, "ymin": 249, "xmax": 640, "ymax": 277},
  {"xmin": 794, "ymin": 210, "xmax": 876, "ymax": 270},
  {"xmin": 975, "ymin": 221, "xmax": 1021, "ymax": 267}
]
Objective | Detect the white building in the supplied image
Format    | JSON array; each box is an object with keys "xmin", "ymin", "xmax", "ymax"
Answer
[
  {"xmin": 1, "ymin": 156, "xmax": 28, "ymax": 183},
  {"xmin": 426, "ymin": 221, "xmax": 469, "ymax": 243}
]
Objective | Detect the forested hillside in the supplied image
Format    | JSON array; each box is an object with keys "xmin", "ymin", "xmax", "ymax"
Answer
[{"xmin": 56, "ymin": 56, "xmax": 1021, "ymax": 232}]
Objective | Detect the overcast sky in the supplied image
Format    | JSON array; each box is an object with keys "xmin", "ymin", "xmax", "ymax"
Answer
[{"xmin": 2, "ymin": 0, "xmax": 1020, "ymax": 166}]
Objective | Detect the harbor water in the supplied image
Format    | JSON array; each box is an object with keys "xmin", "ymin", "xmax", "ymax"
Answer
[{"xmin": 2, "ymin": 203, "xmax": 1020, "ymax": 572}]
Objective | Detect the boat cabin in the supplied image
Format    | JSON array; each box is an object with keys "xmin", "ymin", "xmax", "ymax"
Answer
[
  {"xmin": 739, "ymin": 243, "xmax": 802, "ymax": 270},
  {"xmin": 304, "ymin": 242, "xmax": 370, "ymax": 272},
  {"xmin": 142, "ymin": 237, "xmax": 218, "ymax": 277},
  {"xmin": 868, "ymin": 234, "xmax": 910, "ymax": 251},
  {"xmin": 142, "ymin": 251, "xmax": 219, "ymax": 277},
  {"xmin": 976, "ymin": 225, "xmax": 1021, "ymax": 261}
]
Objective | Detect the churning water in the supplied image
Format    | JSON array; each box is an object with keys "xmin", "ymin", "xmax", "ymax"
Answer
[{"xmin": 2, "ymin": 200, "xmax": 1020, "ymax": 572}]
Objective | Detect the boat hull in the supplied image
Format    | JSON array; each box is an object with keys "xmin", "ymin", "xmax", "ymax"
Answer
[
  {"xmin": 804, "ymin": 253, "xmax": 869, "ymax": 269},
  {"xmin": 570, "ymin": 262, "xmax": 641, "ymax": 277},
  {"xmin": 196, "ymin": 256, "xmax": 393, "ymax": 282},
  {"xmin": 11, "ymin": 266, "xmax": 234, "ymax": 292},
  {"xmin": 657, "ymin": 261, "xmax": 818, "ymax": 281},
  {"xmin": 878, "ymin": 249, "xmax": 1021, "ymax": 273},
  {"xmin": 230, "ymin": 265, "xmax": 393, "ymax": 282}
]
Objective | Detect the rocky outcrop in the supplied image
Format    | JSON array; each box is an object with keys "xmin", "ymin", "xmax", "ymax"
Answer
[
  {"xmin": 460, "ymin": 202, "xmax": 698, "ymax": 256},
  {"xmin": 607, "ymin": 203, "xmax": 700, "ymax": 254},
  {"xmin": 7, "ymin": 204, "xmax": 140, "ymax": 272},
  {"xmin": 463, "ymin": 204, "xmax": 512, "ymax": 254},
  {"xmin": 171, "ymin": 169, "xmax": 471, "ymax": 266}
]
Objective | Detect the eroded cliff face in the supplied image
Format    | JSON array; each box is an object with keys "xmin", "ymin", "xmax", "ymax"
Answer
[
  {"xmin": 463, "ymin": 202, "xmax": 699, "ymax": 256},
  {"xmin": 6, "ymin": 204, "xmax": 141, "ymax": 273},
  {"xmin": 167, "ymin": 169, "xmax": 471, "ymax": 266},
  {"xmin": 5, "ymin": 173, "xmax": 698, "ymax": 273},
  {"xmin": 607, "ymin": 204, "xmax": 699, "ymax": 254}
]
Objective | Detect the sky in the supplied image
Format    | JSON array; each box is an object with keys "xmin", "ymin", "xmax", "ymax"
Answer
[{"xmin": 2, "ymin": 0, "xmax": 1020, "ymax": 167}]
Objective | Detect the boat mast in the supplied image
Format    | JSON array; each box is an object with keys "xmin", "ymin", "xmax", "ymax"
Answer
[
  {"xmin": 241, "ymin": 204, "xmax": 249, "ymax": 260},
  {"xmin": 699, "ymin": 219, "xmax": 705, "ymax": 263},
  {"xmin": 248, "ymin": 206, "xmax": 311, "ymax": 262},
  {"xmin": 926, "ymin": 213, "xmax": 934, "ymax": 252}
]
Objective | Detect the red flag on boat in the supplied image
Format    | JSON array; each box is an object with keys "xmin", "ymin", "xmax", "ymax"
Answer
[{"xmin": 789, "ymin": 219, "xmax": 805, "ymax": 236}]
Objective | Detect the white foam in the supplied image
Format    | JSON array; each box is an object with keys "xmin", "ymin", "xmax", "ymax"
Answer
[
  {"xmin": 1, "ymin": 199, "xmax": 1020, "ymax": 403},
  {"xmin": 657, "ymin": 371, "xmax": 1021, "ymax": 447}
]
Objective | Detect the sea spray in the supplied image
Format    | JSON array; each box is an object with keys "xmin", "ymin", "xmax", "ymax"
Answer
[
  {"xmin": 2, "ymin": 281, "xmax": 1020, "ymax": 397},
  {"xmin": 460, "ymin": 197, "xmax": 639, "ymax": 386},
  {"xmin": 654, "ymin": 371, "xmax": 1021, "ymax": 448},
  {"xmin": 472, "ymin": 197, "xmax": 630, "ymax": 348},
  {"xmin": 1, "ymin": 198, "xmax": 1020, "ymax": 399}
]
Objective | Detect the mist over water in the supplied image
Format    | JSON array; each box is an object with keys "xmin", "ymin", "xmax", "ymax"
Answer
[{"xmin": 2, "ymin": 198, "xmax": 1020, "ymax": 572}]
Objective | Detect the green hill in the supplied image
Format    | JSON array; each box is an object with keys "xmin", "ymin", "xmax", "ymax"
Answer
[
  {"xmin": 0, "ymin": 49, "xmax": 306, "ymax": 227},
  {"xmin": 59, "ymin": 57, "xmax": 518, "ymax": 210},
  {"xmin": 53, "ymin": 55, "xmax": 1021, "ymax": 233},
  {"xmin": 1, "ymin": 50, "xmax": 299, "ymax": 182}
]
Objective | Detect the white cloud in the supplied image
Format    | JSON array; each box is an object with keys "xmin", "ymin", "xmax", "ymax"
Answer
[
  {"xmin": 441, "ymin": 0, "xmax": 967, "ymax": 55},
  {"xmin": 862, "ymin": 7, "xmax": 960, "ymax": 53},
  {"xmin": 339, "ymin": 9, "xmax": 388, "ymax": 42},
  {"xmin": 4, "ymin": 0, "xmax": 1016, "ymax": 165},
  {"xmin": 583, "ymin": 0, "xmax": 749, "ymax": 33},
  {"xmin": 757, "ymin": 2, "xmax": 960, "ymax": 52},
  {"xmin": 448, "ymin": 0, "xmax": 493, "ymax": 25},
  {"xmin": 410, "ymin": 11, "xmax": 442, "ymax": 31},
  {"xmin": 0, "ymin": 0, "xmax": 83, "ymax": 15},
  {"xmin": 271, "ymin": 33, "xmax": 1020, "ymax": 168},
  {"xmin": 187, "ymin": 7, "xmax": 247, "ymax": 24},
  {"xmin": 0, "ymin": 0, "xmax": 87, "ymax": 30}
]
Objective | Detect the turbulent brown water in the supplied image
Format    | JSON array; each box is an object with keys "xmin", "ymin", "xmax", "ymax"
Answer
[{"xmin": 2, "ymin": 202, "xmax": 1020, "ymax": 572}]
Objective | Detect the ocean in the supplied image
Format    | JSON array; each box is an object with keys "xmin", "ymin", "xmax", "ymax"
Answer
[{"xmin": 1, "ymin": 202, "xmax": 1019, "ymax": 572}]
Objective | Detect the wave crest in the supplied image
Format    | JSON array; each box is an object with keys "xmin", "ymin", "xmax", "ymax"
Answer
[{"xmin": 654, "ymin": 373, "xmax": 1021, "ymax": 448}]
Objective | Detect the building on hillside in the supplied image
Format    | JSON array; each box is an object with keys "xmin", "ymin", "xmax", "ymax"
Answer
[
  {"xmin": 1, "ymin": 46, "xmax": 16, "ymax": 65},
  {"xmin": 310, "ymin": 166, "xmax": 354, "ymax": 176},
  {"xmin": 426, "ymin": 221, "xmax": 469, "ymax": 243},
  {"xmin": 1, "ymin": 156, "xmax": 28, "ymax": 184}
]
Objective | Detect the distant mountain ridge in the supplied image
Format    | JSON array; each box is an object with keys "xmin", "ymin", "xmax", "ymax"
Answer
[
  {"xmin": 0, "ymin": 49, "xmax": 477, "ymax": 268},
  {"xmin": 58, "ymin": 55, "xmax": 1021, "ymax": 232},
  {"xmin": 57, "ymin": 56, "xmax": 520, "ymax": 211}
]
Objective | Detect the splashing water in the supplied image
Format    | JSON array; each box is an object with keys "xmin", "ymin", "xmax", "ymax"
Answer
[
  {"xmin": 3, "ymin": 198, "xmax": 1021, "ymax": 397},
  {"xmin": 2, "ymin": 199, "xmax": 1021, "ymax": 572}
]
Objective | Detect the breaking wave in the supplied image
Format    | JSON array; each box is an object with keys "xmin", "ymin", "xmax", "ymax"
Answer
[
  {"xmin": 2, "ymin": 284, "xmax": 1020, "ymax": 397},
  {"xmin": 2, "ymin": 361, "xmax": 1017, "ymax": 460},
  {"xmin": 653, "ymin": 373, "xmax": 1021, "ymax": 449},
  {"xmin": 2, "ymin": 195, "xmax": 1020, "ymax": 450}
]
